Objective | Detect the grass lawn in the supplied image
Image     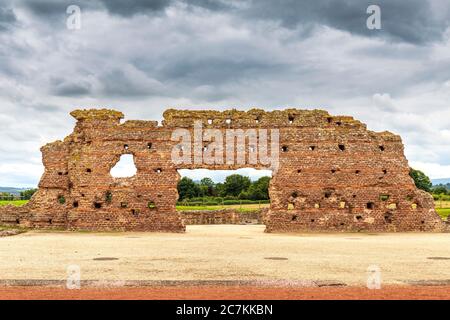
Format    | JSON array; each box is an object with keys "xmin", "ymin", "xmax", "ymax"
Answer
[
  {"xmin": 435, "ymin": 200, "xmax": 450, "ymax": 208},
  {"xmin": 436, "ymin": 208, "xmax": 450, "ymax": 220},
  {"xmin": 177, "ymin": 203, "xmax": 269, "ymax": 212},
  {"xmin": 0, "ymin": 200, "xmax": 28, "ymax": 207}
]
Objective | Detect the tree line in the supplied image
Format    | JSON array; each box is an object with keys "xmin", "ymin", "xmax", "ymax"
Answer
[
  {"xmin": 177, "ymin": 174, "xmax": 270, "ymax": 201},
  {"xmin": 0, "ymin": 189, "xmax": 37, "ymax": 200},
  {"xmin": 409, "ymin": 168, "xmax": 450, "ymax": 200}
]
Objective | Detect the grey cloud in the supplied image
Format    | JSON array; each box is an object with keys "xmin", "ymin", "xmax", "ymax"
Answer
[
  {"xmin": 98, "ymin": 68, "xmax": 165, "ymax": 97},
  {"xmin": 0, "ymin": 6, "xmax": 17, "ymax": 31},
  {"xmin": 237, "ymin": 0, "xmax": 450, "ymax": 45},
  {"xmin": 99, "ymin": 0, "xmax": 172, "ymax": 17},
  {"xmin": 1, "ymin": 0, "xmax": 450, "ymax": 186},
  {"xmin": 51, "ymin": 79, "xmax": 92, "ymax": 97},
  {"xmin": 13, "ymin": 0, "xmax": 450, "ymax": 44}
]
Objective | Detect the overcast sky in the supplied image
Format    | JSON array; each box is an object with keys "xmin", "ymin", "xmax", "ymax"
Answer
[{"xmin": 1, "ymin": 0, "xmax": 450, "ymax": 187}]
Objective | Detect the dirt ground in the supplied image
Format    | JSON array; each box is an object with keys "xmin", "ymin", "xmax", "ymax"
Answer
[
  {"xmin": 0, "ymin": 225, "xmax": 449, "ymax": 299},
  {"xmin": 1, "ymin": 285, "xmax": 450, "ymax": 300}
]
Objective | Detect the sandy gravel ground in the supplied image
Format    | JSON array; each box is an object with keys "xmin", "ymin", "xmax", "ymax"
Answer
[{"xmin": 0, "ymin": 225, "xmax": 449, "ymax": 286}]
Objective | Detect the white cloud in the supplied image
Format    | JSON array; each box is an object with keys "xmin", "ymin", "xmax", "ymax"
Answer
[
  {"xmin": 0, "ymin": 2, "xmax": 450, "ymax": 186},
  {"xmin": 409, "ymin": 161, "xmax": 450, "ymax": 179}
]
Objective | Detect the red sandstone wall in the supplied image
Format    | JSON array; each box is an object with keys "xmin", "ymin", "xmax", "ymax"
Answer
[{"xmin": 0, "ymin": 108, "xmax": 445, "ymax": 232}]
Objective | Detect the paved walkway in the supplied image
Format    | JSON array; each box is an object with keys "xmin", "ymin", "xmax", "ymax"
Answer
[{"xmin": 0, "ymin": 225, "xmax": 449, "ymax": 286}]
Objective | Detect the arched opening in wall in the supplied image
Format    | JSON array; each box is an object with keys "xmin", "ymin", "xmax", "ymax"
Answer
[
  {"xmin": 110, "ymin": 154, "xmax": 137, "ymax": 178},
  {"xmin": 177, "ymin": 168, "xmax": 272, "ymax": 227}
]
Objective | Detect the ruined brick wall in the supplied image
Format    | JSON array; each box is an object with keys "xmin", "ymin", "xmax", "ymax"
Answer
[
  {"xmin": 0, "ymin": 108, "xmax": 445, "ymax": 232},
  {"xmin": 181, "ymin": 209, "xmax": 266, "ymax": 225}
]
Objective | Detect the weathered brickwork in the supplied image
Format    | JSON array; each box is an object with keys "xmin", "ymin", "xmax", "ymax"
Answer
[
  {"xmin": 0, "ymin": 108, "xmax": 445, "ymax": 232},
  {"xmin": 182, "ymin": 209, "xmax": 267, "ymax": 225}
]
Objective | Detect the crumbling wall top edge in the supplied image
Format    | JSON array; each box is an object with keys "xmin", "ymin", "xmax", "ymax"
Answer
[{"xmin": 70, "ymin": 109, "xmax": 124, "ymax": 121}]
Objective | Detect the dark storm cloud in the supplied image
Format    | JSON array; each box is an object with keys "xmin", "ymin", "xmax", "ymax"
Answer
[
  {"xmin": 236, "ymin": 0, "xmax": 450, "ymax": 45},
  {"xmin": 13, "ymin": 0, "xmax": 449, "ymax": 44},
  {"xmin": 0, "ymin": 6, "xmax": 17, "ymax": 31},
  {"xmin": 99, "ymin": 0, "xmax": 172, "ymax": 16},
  {"xmin": 51, "ymin": 80, "xmax": 92, "ymax": 97},
  {"xmin": 152, "ymin": 57, "xmax": 287, "ymax": 85}
]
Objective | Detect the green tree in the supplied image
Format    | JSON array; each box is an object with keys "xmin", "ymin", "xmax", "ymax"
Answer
[
  {"xmin": 249, "ymin": 176, "xmax": 271, "ymax": 200},
  {"xmin": 432, "ymin": 185, "xmax": 448, "ymax": 195},
  {"xmin": 409, "ymin": 168, "xmax": 432, "ymax": 193},
  {"xmin": 177, "ymin": 177, "xmax": 200, "ymax": 200},
  {"xmin": 222, "ymin": 174, "xmax": 251, "ymax": 197},
  {"xmin": 200, "ymin": 177, "xmax": 215, "ymax": 196},
  {"xmin": 215, "ymin": 182, "xmax": 225, "ymax": 197},
  {"xmin": 20, "ymin": 188, "xmax": 37, "ymax": 200}
]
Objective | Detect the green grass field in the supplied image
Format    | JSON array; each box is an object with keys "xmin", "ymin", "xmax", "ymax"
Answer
[
  {"xmin": 436, "ymin": 208, "xmax": 450, "ymax": 220},
  {"xmin": 0, "ymin": 200, "xmax": 28, "ymax": 207},
  {"xmin": 1, "ymin": 200, "xmax": 449, "ymax": 220},
  {"xmin": 177, "ymin": 203, "xmax": 269, "ymax": 212}
]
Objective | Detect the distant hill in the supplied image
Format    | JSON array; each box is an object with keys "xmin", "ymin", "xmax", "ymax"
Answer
[
  {"xmin": 0, "ymin": 187, "xmax": 31, "ymax": 195},
  {"xmin": 432, "ymin": 178, "xmax": 450, "ymax": 186}
]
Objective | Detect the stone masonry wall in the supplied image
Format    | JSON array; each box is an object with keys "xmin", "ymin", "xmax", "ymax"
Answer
[
  {"xmin": 181, "ymin": 209, "xmax": 266, "ymax": 225},
  {"xmin": 0, "ymin": 108, "xmax": 445, "ymax": 232}
]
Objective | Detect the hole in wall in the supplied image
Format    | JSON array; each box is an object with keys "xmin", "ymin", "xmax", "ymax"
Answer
[
  {"xmin": 110, "ymin": 154, "xmax": 137, "ymax": 178},
  {"xmin": 58, "ymin": 195, "xmax": 66, "ymax": 205},
  {"xmin": 177, "ymin": 168, "xmax": 272, "ymax": 214},
  {"xmin": 207, "ymin": 119, "xmax": 213, "ymax": 125},
  {"xmin": 124, "ymin": 144, "xmax": 129, "ymax": 150},
  {"xmin": 384, "ymin": 213, "xmax": 393, "ymax": 223},
  {"xmin": 380, "ymin": 194, "xmax": 390, "ymax": 201},
  {"xmin": 356, "ymin": 215, "xmax": 363, "ymax": 221},
  {"xmin": 147, "ymin": 143, "xmax": 152, "ymax": 149},
  {"xmin": 366, "ymin": 202, "xmax": 375, "ymax": 210},
  {"xmin": 338, "ymin": 144, "xmax": 345, "ymax": 151},
  {"xmin": 379, "ymin": 145, "xmax": 385, "ymax": 151},
  {"xmin": 292, "ymin": 215, "xmax": 298, "ymax": 221},
  {"xmin": 148, "ymin": 201, "xmax": 156, "ymax": 209},
  {"xmin": 94, "ymin": 202, "xmax": 102, "ymax": 209},
  {"xmin": 73, "ymin": 201, "xmax": 79, "ymax": 208},
  {"xmin": 281, "ymin": 146, "xmax": 288, "ymax": 152},
  {"xmin": 120, "ymin": 202, "xmax": 128, "ymax": 208},
  {"xmin": 288, "ymin": 115, "xmax": 294, "ymax": 124},
  {"xmin": 86, "ymin": 168, "xmax": 92, "ymax": 173},
  {"xmin": 309, "ymin": 146, "xmax": 316, "ymax": 151},
  {"xmin": 105, "ymin": 191, "xmax": 113, "ymax": 202}
]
